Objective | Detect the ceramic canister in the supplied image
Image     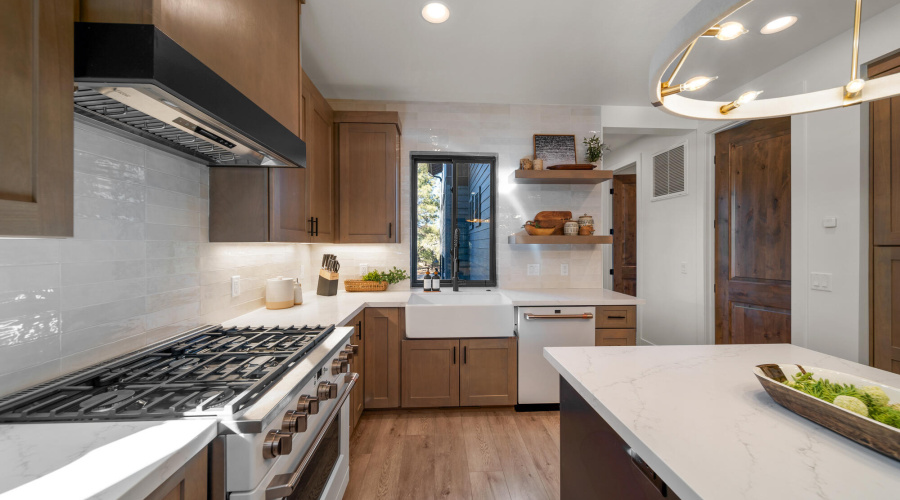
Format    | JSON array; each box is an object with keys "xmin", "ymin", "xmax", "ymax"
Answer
[
  {"xmin": 578, "ymin": 213, "xmax": 594, "ymax": 228},
  {"xmin": 564, "ymin": 220, "xmax": 579, "ymax": 236},
  {"xmin": 266, "ymin": 276, "xmax": 295, "ymax": 310},
  {"xmin": 533, "ymin": 158, "xmax": 544, "ymax": 170}
]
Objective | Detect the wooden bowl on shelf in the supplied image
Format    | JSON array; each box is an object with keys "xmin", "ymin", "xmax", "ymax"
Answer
[{"xmin": 524, "ymin": 222, "xmax": 556, "ymax": 236}]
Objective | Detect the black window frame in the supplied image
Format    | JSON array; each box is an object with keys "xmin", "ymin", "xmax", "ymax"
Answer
[{"xmin": 409, "ymin": 152, "xmax": 498, "ymax": 288}]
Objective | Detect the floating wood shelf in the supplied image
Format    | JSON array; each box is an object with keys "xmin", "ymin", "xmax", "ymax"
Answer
[
  {"xmin": 507, "ymin": 232, "xmax": 613, "ymax": 245},
  {"xmin": 510, "ymin": 169, "xmax": 613, "ymax": 185}
]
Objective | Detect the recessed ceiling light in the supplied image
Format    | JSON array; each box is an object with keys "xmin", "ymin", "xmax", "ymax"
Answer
[
  {"xmin": 422, "ymin": 2, "xmax": 450, "ymax": 24},
  {"xmin": 760, "ymin": 16, "xmax": 798, "ymax": 34}
]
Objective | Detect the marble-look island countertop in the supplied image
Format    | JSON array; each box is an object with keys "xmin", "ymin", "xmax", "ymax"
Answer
[
  {"xmin": 0, "ymin": 419, "xmax": 217, "ymax": 500},
  {"xmin": 544, "ymin": 344, "xmax": 900, "ymax": 500},
  {"xmin": 225, "ymin": 287, "xmax": 643, "ymax": 328}
]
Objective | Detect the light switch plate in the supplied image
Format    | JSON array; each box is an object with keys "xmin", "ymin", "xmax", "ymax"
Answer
[
  {"xmin": 560, "ymin": 263, "xmax": 569, "ymax": 276},
  {"xmin": 810, "ymin": 272, "xmax": 833, "ymax": 292},
  {"xmin": 680, "ymin": 262, "xmax": 688, "ymax": 274},
  {"xmin": 823, "ymin": 217, "xmax": 838, "ymax": 228},
  {"xmin": 359, "ymin": 263, "xmax": 368, "ymax": 276},
  {"xmin": 527, "ymin": 264, "xmax": 540, "ymax": 276},
  {"xmin": 231, "ymin": 276, "xmax": 241, "ymax": 297}
]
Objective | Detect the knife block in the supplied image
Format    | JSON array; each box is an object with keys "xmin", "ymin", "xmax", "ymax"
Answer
[{"xmin": 317, "ymin": 269, "xmax": 339, "ymax": 296}]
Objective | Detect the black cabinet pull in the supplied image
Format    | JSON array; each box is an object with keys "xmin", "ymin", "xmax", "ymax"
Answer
[
  {"xmin": 388, "ymin": 222, "xmax": 392, "ymax": 239},
  {"xmin": 463, "ymin": 346, "xmax": 467, "ymax": 364},
  {"xmin": 607, "ymin": 316, "xmax": 626, "ymax": 320},
  {"xmin": 453, "ymin": 346, "xmax": 456, "ymax": 364},
  {"xmin": 356, "ymin": 321, "xmax": 362, "ymax": 340},
  {"xmin": 308, "ymin": 217, "xmax": 314, "ymax": 236},
  {"xmin": 314, "ymin": 217, "xmax": 319, "ymax": 237}
]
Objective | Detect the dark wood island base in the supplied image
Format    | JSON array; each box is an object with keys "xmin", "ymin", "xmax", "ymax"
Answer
[{"xmin": 560, "ymin": 377, "xmax": 682, "ymax": 500}]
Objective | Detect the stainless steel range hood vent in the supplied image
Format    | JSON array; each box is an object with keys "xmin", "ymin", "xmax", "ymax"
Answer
[{"xmin": 74, "ymin": 23, "xmax": 306, "ymax": 168}]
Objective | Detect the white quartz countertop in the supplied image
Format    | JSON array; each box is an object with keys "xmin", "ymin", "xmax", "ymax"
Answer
[
  {"xmin": 543, "ymin": 344, "xmax": 900, "ymax": 500},
  {"xmin": 0, "ymin": 419, "xmax": 217, "ymax": 500},
  {"xmin": 225, "ymin": 287, "xmax": 643, "ymax": 328}
]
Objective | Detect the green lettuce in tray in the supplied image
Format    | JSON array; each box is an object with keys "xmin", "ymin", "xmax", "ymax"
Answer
[{"xmin": 785, "ymin": 372, "xmax": 900, "ymax": 429}]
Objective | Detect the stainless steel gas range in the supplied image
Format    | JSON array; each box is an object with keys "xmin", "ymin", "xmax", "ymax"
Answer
[{"xmin": 0, "ymin": 323, "xmax": 358, "ymax": 500}]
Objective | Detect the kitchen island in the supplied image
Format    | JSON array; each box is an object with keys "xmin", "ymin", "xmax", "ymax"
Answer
[{"xmin": 544, "ymin": 344, "xmax": 900, "ymax": 500}]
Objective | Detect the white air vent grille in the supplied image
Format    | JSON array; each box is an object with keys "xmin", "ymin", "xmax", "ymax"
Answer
[{"xmin": 652, "ymin": 145, "xmax": 685, "ymax": 199}]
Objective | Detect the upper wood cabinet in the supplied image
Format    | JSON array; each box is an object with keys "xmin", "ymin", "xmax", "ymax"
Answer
[
  {"xmin": 335, "ymin": 112, "xmax": 401, "ymax": 244},
  {"xmin": 0, "ymin": 0, "xmax": 73, "ymax": 237},
  {"xmin": 77, "ymin": 0, "xmax": 302, "ymax": 136},
  {"xmin": 302, "ymin": 71, "xmax": 336, "ymax": 243},
  {"xmin": 363, "ymin": 308, "xmax": 401, "ymax": 409}
]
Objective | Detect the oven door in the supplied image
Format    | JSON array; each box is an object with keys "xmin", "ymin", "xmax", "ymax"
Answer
[{"xmin": 264, "ymin": 373, "xmax": 355, "ymax": 500}]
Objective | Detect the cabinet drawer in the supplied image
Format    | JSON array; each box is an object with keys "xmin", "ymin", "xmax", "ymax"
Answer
[
  {"xmin": 596, "ymin": 306, "xmax": 636, "ymax": 329},
  {"xmin": 595, "ymin": 329, "xmax": 636, "ymax": 346}
]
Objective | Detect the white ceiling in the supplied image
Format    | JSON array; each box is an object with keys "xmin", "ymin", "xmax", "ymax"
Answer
[{"xmin": 301, "ymin": 0, "xmax": 900, "ymax": 106}]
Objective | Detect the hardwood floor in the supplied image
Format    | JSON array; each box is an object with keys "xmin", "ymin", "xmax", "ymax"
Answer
[{"xmin": 345, "ymin": 408, "xmax": 560, "ymax": 500}]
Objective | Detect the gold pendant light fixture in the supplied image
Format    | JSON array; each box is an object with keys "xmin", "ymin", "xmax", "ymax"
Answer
[{"xmin": 649, "ymin": 0, "xmax": 900, "ymax": 120}]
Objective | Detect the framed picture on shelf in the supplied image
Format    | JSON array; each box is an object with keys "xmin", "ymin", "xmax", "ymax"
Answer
[{"xmin": 533, "ymin": 134, "xmax": 577, "ymax": 167}]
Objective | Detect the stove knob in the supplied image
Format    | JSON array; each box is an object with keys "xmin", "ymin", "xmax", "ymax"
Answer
[
  {"xmin": 282, "ymin": 410, "xmax": 308, "ymax": 433},
  {"xmin": 331, "ymin": 359, "xmax": 349, "ymax": 375},
  {"xmin": 339, "ymin": 351, "xmax": 352, "ymax": 362},
  {"xmin": 345, "ymin": 343, "xmax": 359, "ymax": 355},
  {"xmin": 262, "ymin": 430, "xmax": 293, "ymax": 459},
  {"xmin": 297, "ymin": 395, "xmax": 319, "ymax": 414},
  {"xmin": 318, "ymin": 381, "xmax": 338, "ymax": 400}
]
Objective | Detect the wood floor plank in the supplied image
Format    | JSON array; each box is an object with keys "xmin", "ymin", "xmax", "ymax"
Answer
[
  {"xmin": 434, "ymin": 434, "xmax": 472, "ymax": 500},
  {"xmin": 435, "ymin": 409, "xmax": 464, "ymax": 435},
  {"xmin": 406, "ymin": 412, "xmax": 435, "ymax": 436},
  {"xmin": 343, "ymin": 453, "xmax": 371, "ymax": 500},
  {"xmin": 513, "ymin": 413, "xmax": 561, "ymax": 500},
  {"xmin": 357, "ymin": 413, "xmax": 406, "ymax": 499},
  {"xmin": 461, "ymin": 412, "xmax": 503, "ymax": 472},
  {"xmin": 470, "ymin": 471, "xmax": 512, "ymax": 500},
  {"xmin": 539, "ymin": 413, "xmax": 561, "ymax": 450},
  {"xmin": 487, "ymin": 412, "xmax": 549, "ymax": 500},
  {"xmin": 398, "ymin": 435, "xmax": 437, "ymax": 500}
]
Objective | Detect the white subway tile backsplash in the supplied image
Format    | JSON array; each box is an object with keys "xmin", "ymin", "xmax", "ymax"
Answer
[
  {"xmin": 0, "ymin": 240, "xmax": 60, "ymax": 266},
  {"xmin": 60, "ymin": 278, "xmax": 147, "ymax": 310},
  {"xmin": 61, "ymin": 296, "xmax": 147, "ymax": 332},
  {"xmin": 61, "ymin": 260, "xmax": 146, "ymax": 286},
  {"xmin": 0, "ymin": 265, "xmax": 60, "ymax": 294},
  {"xmin": 146, "ymin": 273, "xmax": 200, "ymax": 294}
]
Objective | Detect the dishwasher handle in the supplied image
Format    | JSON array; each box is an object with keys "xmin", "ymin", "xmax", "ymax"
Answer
[{"xmin": 524, "ymin": 313, "xmax": 594, "ymax": 320}]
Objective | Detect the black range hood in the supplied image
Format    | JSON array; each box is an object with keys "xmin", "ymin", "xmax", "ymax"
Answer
[{"xmin": 74, "ymin": 23, "xmax": 306, "ymax": 168}]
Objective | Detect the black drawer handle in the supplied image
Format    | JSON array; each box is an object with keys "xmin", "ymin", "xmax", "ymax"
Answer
[
  {"xmin": 453, "ymin": 346, "xmax": 456, "ymax": 364},
  {"xmin": 607, "ymin": 315, "xmax": 627, "ymax": 320}
]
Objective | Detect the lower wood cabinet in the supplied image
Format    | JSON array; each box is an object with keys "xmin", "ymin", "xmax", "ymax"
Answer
[
  {"xmin": 596, "ymin": 305, "xmax": 637, "ymax": 346},
  {"xmin": 145, "ymin": 444, "xmax": 210, "ymax": 500},
  {"xmin": 401, "ymin": 337, "xmax": 517, "ymax": 408},
  {"xmin": 596, "ymin": 329, "xmax": 636, "ymax": 347},
  {"xmin": 348, "ymin": 310, "xmax": 365, "ymax": 432},
  {"xmin": 363, "ymin": 308, "xmax": 401, "ymax": 409}
]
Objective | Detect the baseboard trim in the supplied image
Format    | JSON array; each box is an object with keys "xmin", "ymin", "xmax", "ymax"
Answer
[{"xmin": 515, "ymin": 403, "xmax": 560, "ymax": 412}]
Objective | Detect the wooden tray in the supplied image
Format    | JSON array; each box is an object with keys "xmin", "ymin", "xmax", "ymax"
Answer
[
  {"xmin": 547, "ymin": 164, "xmax": 597, "ymax": 170},
  {"xmin": 533, "ymin": 211, "xmax": 572, "ymax": 235},
  {"xmin": 754, "ymin": 363, "xmax": 900, "ymax": 460}
]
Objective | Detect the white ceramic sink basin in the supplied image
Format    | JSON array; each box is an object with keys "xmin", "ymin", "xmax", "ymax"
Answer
[{"xmin": 405, "ymin": 292, "xmax": 515, "ymax": 338}]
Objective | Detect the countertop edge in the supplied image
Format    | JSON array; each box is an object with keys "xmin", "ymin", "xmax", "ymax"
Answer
[{"xmin": 542, "ymin": 347, "xmax": 702, "ymax": 500}]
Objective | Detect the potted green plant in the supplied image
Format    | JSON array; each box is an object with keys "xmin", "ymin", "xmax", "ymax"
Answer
[{"xmin": 583, "ymin": 134, "xmax": 610, "ymax": 166}]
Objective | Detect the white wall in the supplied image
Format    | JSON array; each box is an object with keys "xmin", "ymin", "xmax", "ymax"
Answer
[
  {"xmin": 601, "ymin": 3, "xmax": 900, "ymax": 361},
  {"xmin": 326, "ymin": 100, "xmax": 608, "ymax": 289},
  {"xmin": 0, "ymin": 124, "xmax": 311, "ymax": 397}
]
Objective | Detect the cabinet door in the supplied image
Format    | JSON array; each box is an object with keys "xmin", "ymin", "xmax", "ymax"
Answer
[
  {"xmin": 338, "ymin": 123, "xmax": 399, "ymax": 243},
  {"xmin": 349, "ymin": 311, "xmax": 365, "ymax": 431},
  {"xmin": 363, "ymin": 308, "xmax": 401, "ymax": 408},
  {"xmin": 595, "ymin": 306, "xmax": 636, "ymax": 329},
  {"xmin": 303, "ymin": 72, "xmax": 335, "ymax": 243},
  {"xmin": 874, "ymin": 247, "xmax": 900, "ymax": 373},
  {"xmin": 145, "ymin": 445, "xmax": 208, "ymax": 500},
  {"xmin": 0, "ymin": 0, "xmax": 73, "ymax": 237},
  {"xmin": 459, "ymin": 338, "xmax": 517, "ymax": 406},
  {"xmin": 269, "ymin": 167, "xmax": 310, "ymax": 243},
  {"xmin": 209, "ymin": 168, "xmax": 268, "ymax": 242},
  {"xmin": 402, "ymin": 340, "xmax": 460, "ymax": 408},
  {"xmin": 595, "ymin": 329, "xmax": 637, "ymax": 347}
]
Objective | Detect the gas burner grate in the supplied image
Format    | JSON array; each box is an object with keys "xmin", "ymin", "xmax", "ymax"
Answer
[{"xmin": 0, "ymin": 324, "xmax": 335, "ymax": 423}]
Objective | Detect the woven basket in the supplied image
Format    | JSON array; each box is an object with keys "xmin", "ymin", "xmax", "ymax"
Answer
[{"xmin": 344, "ymin": 280, "xmax": 389, "ymax": 292}]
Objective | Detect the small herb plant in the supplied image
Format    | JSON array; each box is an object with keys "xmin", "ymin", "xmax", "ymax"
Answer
[
  {"xmin": 785, "ymin": 371, "xmax": 900, "ymax": 429},
  {"xmin": 361, "ymin": 267, "xmax": 411, "ymax": 285},
  {"xmin": 583, "ymin": 134, "xmax": 610, "ymax": 163}
]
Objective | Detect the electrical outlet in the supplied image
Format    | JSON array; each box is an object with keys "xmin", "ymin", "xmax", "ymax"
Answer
[
  {"xmin": 680, "ymin": 262, "xmax": 688, "ymax": 274},
  {"xmin": 560, "ymin": 263, "xmax": 569, "ymax": 276},
  {"xmin": 810, "ymin": 272, "xmax": 833, "ymax": 292},
  {"xmin": 527, "ymin": 264, "xmax": 540, "ymax": 276},
  {"xmin": 231, "ymin": 276, "xmax": 241, "ymax": 297},
  {"xmin": 360, "ymin": 263, "xmax": 368, "ymax": 276}
]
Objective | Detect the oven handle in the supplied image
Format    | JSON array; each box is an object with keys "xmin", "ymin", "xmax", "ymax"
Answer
[
  {"xmin": 265, "ymin": 373, "xmax": 358, "ymax": 500},
  {"xmin": 524, "ymin": 313, "xmax": 594, "ymax": 320}
]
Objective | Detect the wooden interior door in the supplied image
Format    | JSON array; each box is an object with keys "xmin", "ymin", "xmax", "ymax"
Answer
[
  {"xmin": 401, "ymin": 339, "xmax": 459, "ymax": 408},
  {"xmin": 715, "ymin": 118, "xmax": 791, "ymax": 344},
  {"xmin": 459, "ymin": 338, "xmax": 517, "ymax": 406},
  {"xmin": 363, "ymin": 308, "xmax": 401, "ymax": 409},
  {"xmin": 870, "ymin": 52, "xmax": 900, "ymax": 373},
  {"xmin": 0, "ymin": 0, "xmax": 73, "ymax": 237},
  {"xmin": 613, "ymin": 174, "xmax": 637, "ymax": 296}
]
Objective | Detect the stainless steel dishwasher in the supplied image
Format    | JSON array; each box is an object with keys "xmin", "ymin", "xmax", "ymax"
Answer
[{"xmin": 516, "ymin": 306, "xmax": 596, "ymax": 408}]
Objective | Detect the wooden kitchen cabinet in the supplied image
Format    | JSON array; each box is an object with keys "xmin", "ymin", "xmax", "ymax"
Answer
[
  {"xmin": 363, "ymin": 308, "xmax": 401, "ymax": 409},
  {"xmin": 335, "ymin": 113, "xmax": 401, "ymax": 243},
  {"xmin": 596, "ymin": 329, "xmax": 637, "ymax": 347},
  {"xmin": 145, "ymin": 445, "xmax": 209, "ymax": 500},
  {"xmin": 460, "ymin": 338, "xmax": 518, "ymax": 406},
  {"xmin": 77, "ymin": 0, "xmax": 301, "ymax": 136},
  {"xmin": 301, "ymin": 71, "xmax": 336, "ymax": 243},
  {"xmin": 348, "ymin": 310, "xmax": 366, "ymax": 432},
  {"xmin": 402, "ymin": 339, "xmax": 460, "ymax": 408},
  {"xmin": 0, "ymin": 0, "xmax": 73, "ymax": 237},
  {"xmin": 595, "ymin": 305, "xmax": 637, "ymax": 346}
]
